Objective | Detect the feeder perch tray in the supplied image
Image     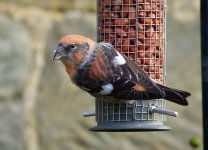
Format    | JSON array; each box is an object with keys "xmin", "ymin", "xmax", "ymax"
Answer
[{"xmin": 83, "ymin": 99, "xmax": 178, "ymax": 132}]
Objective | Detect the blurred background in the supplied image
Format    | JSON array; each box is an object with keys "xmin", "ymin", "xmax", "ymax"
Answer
[{"xmin": 0, "ymin": 0, "xmax": 201, "ymax": 150}]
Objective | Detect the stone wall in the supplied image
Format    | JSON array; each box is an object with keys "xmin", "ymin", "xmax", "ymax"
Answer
[{"xmin": 0, "ymin": 0, "xmax": 202, "ymax": 150}]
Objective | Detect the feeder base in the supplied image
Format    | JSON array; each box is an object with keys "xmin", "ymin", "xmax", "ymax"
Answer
[{"xmin": 89, "ymin": 122, "xmax": 171, "ymax": 132}]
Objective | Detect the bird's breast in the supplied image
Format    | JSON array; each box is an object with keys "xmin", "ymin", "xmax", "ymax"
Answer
[{"xmin": 62, "ymin": 60, "xmax": 75, "ymax": 79}]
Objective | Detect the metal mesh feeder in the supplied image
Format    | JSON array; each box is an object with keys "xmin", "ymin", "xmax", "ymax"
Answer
[{"xmin": 83, "ymin": 0, "xmax": 178, "ymax": 131}]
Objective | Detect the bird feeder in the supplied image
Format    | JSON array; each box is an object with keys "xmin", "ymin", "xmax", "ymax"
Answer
[{"xmin": 83, "ymin": 0, "xmax": 178, "ymax": 131}]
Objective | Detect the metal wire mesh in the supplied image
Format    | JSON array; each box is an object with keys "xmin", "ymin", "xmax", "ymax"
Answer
[
  {"xmin": 96, "ymin": 100, "xmax": 165, "ymax": 123},
  {"xmin": 96, "ymin": 0, "xmax": 166, "ymax": 125}
]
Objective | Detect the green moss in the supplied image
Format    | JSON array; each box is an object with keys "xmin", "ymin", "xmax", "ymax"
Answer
[{"xmin": 189, "ymin": 136, "xmax": 202, "ymax": 148}]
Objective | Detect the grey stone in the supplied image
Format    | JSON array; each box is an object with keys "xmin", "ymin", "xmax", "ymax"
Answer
[
  {"xmin": 0, "ymin": 100, "xmax": 24, "ymax": 150},
  {"xmin": 1, "ymin": 0, "xmax": 96, "ymax": 12},
  {"xmin": 0, "ymin": 14, "xmax": 31, "ymax": 99}
]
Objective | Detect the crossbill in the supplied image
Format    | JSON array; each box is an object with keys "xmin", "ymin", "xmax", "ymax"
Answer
[{"xmin": 53, "ymin": 35, "xmax": 190, "ymax": 106}]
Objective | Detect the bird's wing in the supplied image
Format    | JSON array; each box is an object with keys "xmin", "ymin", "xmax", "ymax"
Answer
[
  {"xmin": 101, "ymin": 43, "xmax": 166, "ymax": 100},
  {"xmin": 76, "ymin": 42, "xmax": 165, "ymax": 100}
]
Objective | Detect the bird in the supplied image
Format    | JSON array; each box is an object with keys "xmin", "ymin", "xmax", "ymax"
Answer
[{"xmin": 53, "ymin": 34, "xmax": 191, "ymax": 106}]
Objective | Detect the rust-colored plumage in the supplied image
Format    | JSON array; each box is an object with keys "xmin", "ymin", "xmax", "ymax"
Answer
[
  {"xmin": 88, "ymin": 50, "xmax": 113, "ymax": 81},
  {"xmin": 53, "ymin": 35, "xmax": 191, "ymax": 106}
]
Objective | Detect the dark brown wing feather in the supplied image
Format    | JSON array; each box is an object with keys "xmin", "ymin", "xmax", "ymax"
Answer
[{"xmin": 99, "ymin": 43, "xmax": 166, "ymax": 100}]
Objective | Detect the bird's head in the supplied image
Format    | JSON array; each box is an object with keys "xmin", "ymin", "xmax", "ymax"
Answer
[{"xmin": 53, "ymin": 35, "xmax": 95, "ymax": 69}]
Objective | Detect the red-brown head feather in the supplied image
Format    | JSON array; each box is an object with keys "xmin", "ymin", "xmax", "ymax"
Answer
[{"xmin": 59, "ymin": 35, "xmax": 95, "ymax": 52}]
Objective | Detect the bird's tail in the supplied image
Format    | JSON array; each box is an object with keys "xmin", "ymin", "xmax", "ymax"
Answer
[{"xmin": 157, "ymin": 83, "xmax": 191, "ymax": 106}]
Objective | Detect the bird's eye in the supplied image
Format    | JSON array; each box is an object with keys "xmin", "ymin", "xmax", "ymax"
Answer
[
  {"xmin": 69, "ymin": 45, "xmax": 77, "ymax": 50},
  {"xmin": 65, "ymin": 45, "xmax": 77, "ymax": 52}
]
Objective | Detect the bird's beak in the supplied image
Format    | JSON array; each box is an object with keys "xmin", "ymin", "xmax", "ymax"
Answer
[{"xmin": 53, "ymin": 46, "xmax": 66, "ymax": 60}]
